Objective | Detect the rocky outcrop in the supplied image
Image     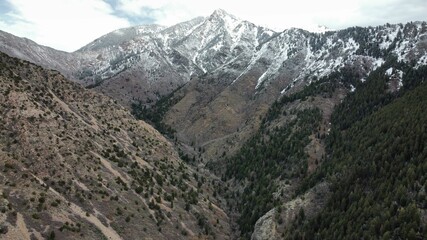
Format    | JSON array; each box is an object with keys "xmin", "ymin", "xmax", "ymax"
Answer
[
  {"xmin": 251, "ymin": 208, "xmax": 279, "ymax": 240},
  {"xmin": 251, "ymin": 182, "xmax": 331, "ymax": 240}
]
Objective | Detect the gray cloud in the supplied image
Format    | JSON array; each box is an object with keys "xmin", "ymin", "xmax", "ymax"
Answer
[{"xmin": 315, "ymin": 0, "xmax": 427, "ymax": 29}]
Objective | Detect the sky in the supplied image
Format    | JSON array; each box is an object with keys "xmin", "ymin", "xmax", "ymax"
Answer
[{"xmin": 0, "ymin": 0, "xmax": 426, "ymax": 52}]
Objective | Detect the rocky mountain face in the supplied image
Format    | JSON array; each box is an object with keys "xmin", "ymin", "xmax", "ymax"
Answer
[
  {"xmin": 0, "ymin": 10, "xmax": 275, "ymax": 107},
  {"xmin": 160, "ymin": 20, "xmax": 427, "ymax": 164},
  {"xmin": 0, "ymin": 52, "xmax": 231, "ymax": 239},
  {"xmin": 75, "ymin": 9, "xmax": 275, "ymax": 107}
]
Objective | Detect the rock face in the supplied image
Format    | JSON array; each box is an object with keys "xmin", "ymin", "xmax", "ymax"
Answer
[
  {"xmin": 73, "ymin": 9, "xmax": 275, "ymax": 107},
  {"xmin": 0, "ymin": 52, "xmax": 231, "ymax": 239},
  {"xmin": 251, "ymin": 182, "xmax": 331, "ymax": 240},
  {"xmin": 251, "ymin": 208, "xmax": 279, "ymax": 240}
]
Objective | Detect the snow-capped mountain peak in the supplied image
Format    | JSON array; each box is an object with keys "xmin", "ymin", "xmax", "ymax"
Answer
[
  {"xmin": 158, "ymin": 9, "xmax": 274, "ymax": 74},
  {"xmin": 206, "ymin": 9, "xmax": 243, "ymax": 33},
  {"xmin": 210, "ymin": 9, "xmax": 239, "ymax": 20}
]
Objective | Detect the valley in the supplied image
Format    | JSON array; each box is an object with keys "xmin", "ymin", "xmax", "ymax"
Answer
[{"xmin": 1, "ymin": 9, "xmax": 427, "ymax": 240}]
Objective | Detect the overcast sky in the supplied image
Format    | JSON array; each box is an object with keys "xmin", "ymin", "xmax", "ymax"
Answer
[{"xmin": 0, "ymin": 0, "xmax": 426, "ymax": 52}]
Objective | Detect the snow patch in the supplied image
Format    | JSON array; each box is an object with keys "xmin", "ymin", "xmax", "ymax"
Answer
[
  {"xmin": 379, "ymin": 26, "xmax": 400, "ymax": 50},
  {"xmin": 396, "ymin": 69, "xmax": 404, "ymax": 90},
  {"xmin": 417, "ymin": 54, "xmax": 427, "ymax": 68},
  {"xmin": 212, "ymin": 41, "xmax": 224, "ymax": 51},
  {"xmin": 373, "ymin": 58, "xmax": 385, "ymax": 70},
  {"xmin": 280, "ymin": 83, "xmax": 294, "ymax": 94},
  {"xmin": 343, "ymin": 38, "xmax": 359, "ymax": 53},
  {"xmin": 307, "ymin": 25, "xmax": 332, "ymax": 34},
  {"xmin": 395, "ymin": 40, "xmax": 410, "ymax": 61},
  {"xmin": 255, "ymin": 41, "xmax": 290, "ymax": 89},
  {"xmin": 114, "ymin": 30, "xmax": 125, "ymax": 36},
  {"xmin": 185, "ymin": 20, "xmax": 206, "ymax": 36}
]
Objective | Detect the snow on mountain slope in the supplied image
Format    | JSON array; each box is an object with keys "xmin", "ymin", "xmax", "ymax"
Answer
[
  {"xmin": 158, "ymin": 20, "xmax": 427, "ymax": 162},
  {"xmin": 78, "ymin": 24, "xmax": 166, "ymax": 52},
  {"xmin": 157, "ymin": 17, "xmax": 206, "ymax": 49},
  {"xmin": 1, "ymin": 10, "xmax": 426, "ymax": 107},
  {"xmin": 74, "ymin": 9, "xmax": 275, "ymax": 85},
  {"xmin": 230, "ymin": 21, "xmax": 427, "ymax": 93},
  {"xmin": 170, "ymin": 9, "xmax": 274, "ymax": 73}
]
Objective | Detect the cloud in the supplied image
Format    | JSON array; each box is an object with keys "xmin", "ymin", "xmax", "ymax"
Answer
[
  {"xmin": 115, "ymin": 0, "xmax": 196, "ymax": 26},
  {"xmin": 0, "ymin": 0, "xmax": 130, "ymax": 52},
  {"xmin": 311, "ymin": 0, "xmax": 427, "ymax": 29},
  {"xmin": 115, "ymin": 0, "xmax": 427, "ymax": 31}
]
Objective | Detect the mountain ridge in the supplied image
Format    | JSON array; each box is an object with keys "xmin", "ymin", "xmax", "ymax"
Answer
[{"xmin": 1, "ymin": 11, "xmax": 426, "ymax": 107}]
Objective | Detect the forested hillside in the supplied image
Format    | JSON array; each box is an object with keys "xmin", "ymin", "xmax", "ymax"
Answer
[{"xmin": 285, "ymin": 66, "xmax": 427, "ymax": 239}]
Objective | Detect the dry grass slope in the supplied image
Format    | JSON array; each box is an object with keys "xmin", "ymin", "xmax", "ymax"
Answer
[{"xmin": 0, "ymin": 52, "xmax": 231, "ymax": 240}]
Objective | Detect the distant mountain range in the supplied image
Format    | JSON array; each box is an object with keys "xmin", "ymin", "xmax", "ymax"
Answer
[{"xmin": 2, "ymin": 10, "xmax": 425, "ymax": 108}]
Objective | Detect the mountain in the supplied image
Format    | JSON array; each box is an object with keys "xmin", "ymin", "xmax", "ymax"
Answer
[
  {"xmin": 250, "ymin": 62, "xmax": 427, "ymax": 239},
  {"xmin": 0, "ymin": 52, "xmax": 231, "ymax": 239},
  {"xmin": 1, "ymin": 9, "xmax": 427, "ymax": 239},
  {"xmin": 135, "ymin": 20, "xmax": 427, "ymax": 239},
  {"xmin": 0, "ymin": 10, "xmax": 275, "ymax": 107},
  {"xmin": 157, "ymin": 21, "xmax": 427, "ymax": 164},
  {"xmin": 3, "ymin": 11, "xmax": 425, "ymax": 112},
  {"xmin": 73, "ymin": 9, "xmax": 275, "ymax": 106},
  {"xmin": 1, "ymin": 14, "xmax": 426, "ymax": 110},
  {"xmin": 0, "ymin": 30, "xmax": 79, "ymax": 79}
]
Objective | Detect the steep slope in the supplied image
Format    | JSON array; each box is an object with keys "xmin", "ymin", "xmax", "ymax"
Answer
[
  {"xmin": 158, "ymin": 21, "xmax": 427, "ymax": 164},
  {"xmin": 73, "ymin": 23, "xmax": 189, "ymax": 107},
  {"xmin": 280, "ymin": 67, "xmax": 427, "ymax": 239},
  {"xmin": 219, "ymin": 68, "xmax": 355, "ymax": 238},
  {"xmin": 246, "ymin": 61, "xmax": 427, "ymax": 239},
  {"xmin": 75, "ymin": 9, "xmax": 275, "ymax": 106},
  {"xmin": 169, "ymin": 9, "xmax": 274, "ymax": 73},
  {"xmin": 0, "ymin": 52, "xmax": 231, "ymax": 239}
]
